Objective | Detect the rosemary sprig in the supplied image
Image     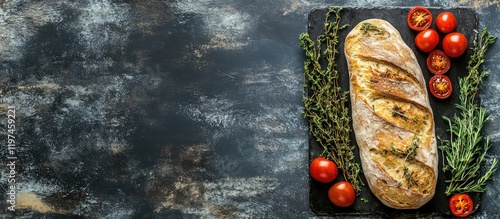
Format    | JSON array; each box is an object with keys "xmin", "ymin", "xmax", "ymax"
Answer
[
  {"xmin": 439, "ymin": 28, "xmax": 498, "ymax": 196},
  {"xmin": 299, "ymin": 7, "xmax": 363, "ymax": 194}
]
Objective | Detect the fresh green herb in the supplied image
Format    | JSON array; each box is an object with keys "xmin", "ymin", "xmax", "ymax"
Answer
[
  {"xmin": 392, "ymin": 106, "xmax": 408, "ymax": 121},
  {"xmin": 389, "ymin": 137, "xmax": 419, "ymax": 160},
  {"xmin": 439, "ymin": 28, "xmax": 498, "ymax": 196},
  {"xmin": 360, "ymin": 22, "xmax": 381, "ymax": 34},
  {"xmin": 405, "ymin": 136, "xmax": 420, "ymax": 161},
  {"xmin": 382, "ymin": 147, "xmax": 388, "ymax": 155},
  {"xmin": 403, "ymin": 166, "xmax": 418, "ymax": 188},
  {"xmin": 360, "ymin": 198, "xmax": 369, "ymax": 204},
  {"xmin": 299, "ymin": 7, "xmax": 363, "ymax": 194},
  {"xmin": 390, "ymin": 143, "xmax": 397, "ymax": 155}
]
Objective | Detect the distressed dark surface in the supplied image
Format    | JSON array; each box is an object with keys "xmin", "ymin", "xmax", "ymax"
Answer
[{"xmin": 0, "ymin": 0, "xmax": 498, "ymax": 218}]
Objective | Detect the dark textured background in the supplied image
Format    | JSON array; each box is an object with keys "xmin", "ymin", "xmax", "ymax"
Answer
[{"xmin": 0, "ymin": 0, "xmax": 498, "ymax": 218}]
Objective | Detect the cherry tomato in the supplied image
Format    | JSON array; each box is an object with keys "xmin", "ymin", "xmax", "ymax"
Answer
[
  {"xmin": 328, "ymin": 181, "xmax": 356, "ymax": 207},
  {"xmin": 436, "ymin": 12, "xmax": 457, "ymax": 33},
  {"xmin": 415, "ymin": 29, "xmax": 440, "ymax": 52},
  {"xmin": 429, "ymin": 74, "xmax": 452, "ymax": 99},
  {"xmin": 407, "ymin": 6, "xmax": 432, "ymax": 31},
  {"xmin": 427, "ymin": 50, "xmax": 451, "ymax": 74},
  {"xmin": 310, "ymin": 157, "xmax": 338, "ymax": 183},
  {"xmin": 443, "ymin": 32, "xmax": 468, "ymax": 58},
  {"xmin": 449, "ymin": 194, "xmax": 473, "ymax": 217}
]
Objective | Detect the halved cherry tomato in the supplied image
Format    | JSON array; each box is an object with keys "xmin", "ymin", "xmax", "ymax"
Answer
[
  {"xmin": 436, "ymin": 12, "xmax": 457, "ymax": 33},
  {"xmin": 429, "ymin": 74, "xmax": 452, "ymax": 99},
  {"xmin": 328, "ymin": 181, "xmax": 355, "ymax": 207},
  {"xmin": 415, "ymin": 29, "xmax": 440, "ymax": 52},
  {"xmin": 310, "ymin": 157, "xmax": 338, "ymax": 183},
  {"xmin": 427, "ymin": 50, "xmax": 451, "ymax": 74},
  {"xmin": 449, "ymin": 194, "xmax": 473, "ymax": 217},
  {"xmin": 443, "ymin": 32, "xmax": 468, "ymax": 58},
  {"xmin": 407, "ymin": 6, "xmax": 432, "ymax": 31}
]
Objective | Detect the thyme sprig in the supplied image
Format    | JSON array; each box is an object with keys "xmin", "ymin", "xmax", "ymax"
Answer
[
  {"xmin": 405, "ymin": 136, "xmax": 420, "ymax": 161},
  {"xmin": 360, "ymin": 22, "xmax": 381, "ymax": 34},
  {"xmin": 392, "ymin": 106, "xmax": 408, "ymax": 121},
  {"xmin": 299, "ymin": 7, "xmax": 363, "ymax": 194},
  {"xmin": 403, "ymin": 166, "xmax": 418, "ymax": 188},
  {"xmin": 439, "ymin": 28, "xmax": 498, "ymax": 196}
]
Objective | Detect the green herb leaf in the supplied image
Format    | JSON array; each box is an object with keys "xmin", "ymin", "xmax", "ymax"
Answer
[
  {"xmin": 360, "ymin": 22, "xmax": 381, "ymax": 34},
  {"xmin": 440, "ymin": 28, "xmax": 498, "ymax": 196},
  {"xmin": 299, "ymin": 7, "xmax": 363, "ymax": 195}
]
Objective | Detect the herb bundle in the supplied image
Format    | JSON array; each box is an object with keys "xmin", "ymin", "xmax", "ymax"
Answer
[
  {"xmin": 439, "ymin": 28, "xmax": 498, "ymax": 196},
  {"xmin": 299, "ymin": 7, "xmax": 362, "ymax": 194}
]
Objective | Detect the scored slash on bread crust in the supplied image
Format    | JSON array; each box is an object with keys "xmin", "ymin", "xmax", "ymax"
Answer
[{"xmin": 345, "ymin": 19, "xmax": 438, "ymax": 209}]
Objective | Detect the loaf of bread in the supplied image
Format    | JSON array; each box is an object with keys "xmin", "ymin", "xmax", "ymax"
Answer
[{"xmin": 344, "ymin": 19, "xmax": 438, "ymax": 209}]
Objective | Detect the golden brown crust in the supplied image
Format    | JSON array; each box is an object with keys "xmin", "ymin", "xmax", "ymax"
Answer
[{"xmin": 345, "ymin": 19, "xmax": 438, "ymax": 209}]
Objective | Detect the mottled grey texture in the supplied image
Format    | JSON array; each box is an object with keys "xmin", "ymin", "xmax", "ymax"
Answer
[{"xmin": 0, "ymin": 0, "xmax": 498, "ymax": 218}]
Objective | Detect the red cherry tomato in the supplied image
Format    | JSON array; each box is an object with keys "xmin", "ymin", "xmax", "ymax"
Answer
[
  {"xmin": 443, "ymin": 32, "xmax": 468, "ymax": 58},
  {"xmin": 427, "ymin": 50, "xmax": 451, "ymax": 74},
  {"xmin": 407, "ymin": 6, "xmax": 432, "ymax": 31},
  {"xmin": 436, "ymin": 12, "xmax": 457, "ymax": 33},
  {"xmin": 415, "ymin": 29, "xmax": 439, "ymax": 52},
  {"xmin": 328, "ymin": 181, "xmax": 356, "ymax": 207},
  {"xmin": 309, "ymin": 157, "xmax": 338, "ymax": 183},
  {"xmin": 449, "ymin": 194, "xmax": 473, "ymax": 217},
  {"xmin": 429, "ymin": 74, "xmax": 452, "ymax": 99}
]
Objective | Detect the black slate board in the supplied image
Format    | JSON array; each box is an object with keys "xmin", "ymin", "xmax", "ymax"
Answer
[{"xmin": 308, "ymin": 7, "xmax": 480, "ymax": 217}]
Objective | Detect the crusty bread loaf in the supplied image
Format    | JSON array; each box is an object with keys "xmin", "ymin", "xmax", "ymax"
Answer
[{"xmin": 344, "ymin": 19, "xmax": 438, "ymax": 209}]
